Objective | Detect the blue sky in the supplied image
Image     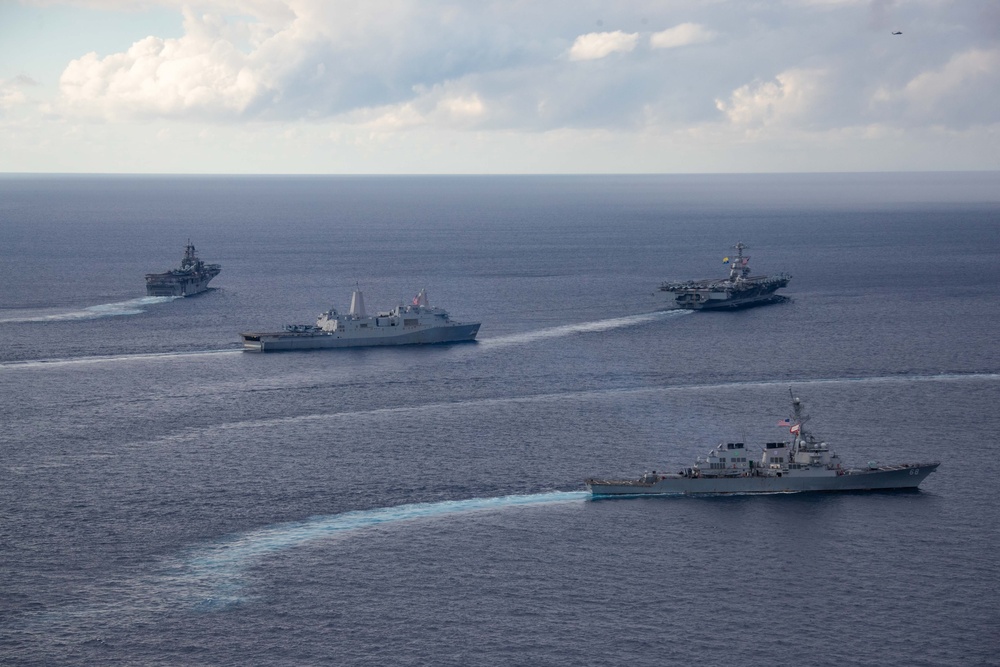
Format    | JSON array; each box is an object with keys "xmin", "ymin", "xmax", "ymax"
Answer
[{"xmin": 1, "ymin": 0, "xmax": 998, "ymax": 174}]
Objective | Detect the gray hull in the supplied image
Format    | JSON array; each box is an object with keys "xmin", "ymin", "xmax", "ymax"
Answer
[
  {"xmin": 587, "ymin": 463, "xmax": 939, "ymax": 496},
  {"xmin": 146, "ymin": 274, "xmax": 217, "ymax": 297},
  {"xmin": 242, "ymin": 323, "xmax": 480, "ymax": 352},
  {"xmin": 145, "ymin": 242, "xmax": 221, "ymax": 297},
  {"xmin": 666, "ymin": 279, "xmax": 790, "ymax": 310},
  {"xmin": 681, "ymin": 292, "xmax": 788, "ymax": 310}
]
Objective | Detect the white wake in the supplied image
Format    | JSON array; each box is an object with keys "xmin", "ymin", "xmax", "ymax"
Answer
[
  {"xmin": 171, "ymin": 491, "xmax": 589, "ymax": 606},
  {"xmin": 0, "ymin": 349, "xmax": 240, "ymax": 371},
  {"xmin": 478, "ymin": 309, "xmax": 691, "ymax": 349},
  {"xmin": 0, "ymin": 296, "xmax": 180, "ymax": 323}
]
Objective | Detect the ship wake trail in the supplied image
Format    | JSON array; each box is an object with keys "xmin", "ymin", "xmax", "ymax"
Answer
[
  {"xmin": 0, "ymin": 349, "xmax": 240, "ymax": 371},
  {"xmin": 478, "ymin": 309, "xmax": 691, "ymax": 349},
  {"xmin": 170, "ymin": 491, "xmax": 588, "ymax": 607},
  {"xmin": 0, "ymin": 296, "xmax": 180, "ymax": 323},
  {"xmin": 135, "ymin": 371, "xmax": 1000, "ymax": 445},
  {"xmin": 8, "ymin": 491, "xmax": 589, "ymax": 633}
]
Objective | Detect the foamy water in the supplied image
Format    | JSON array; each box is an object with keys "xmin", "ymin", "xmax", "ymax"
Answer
[
  {"xmin": 0, "ymin": 348, "xmax": 240, "ymax": 371},
  {"xmin": 0, "ymin": 296, "xmax": 179, "ymax": 323},
  {"xmin": 478, "ymin": 310, "xmax": 690, "ymax": 348},
  {"xmin": 173, "ymin": 491, "xmax": 590, "ymax": 606}
]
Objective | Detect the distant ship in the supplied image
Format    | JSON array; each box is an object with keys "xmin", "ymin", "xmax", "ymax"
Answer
[
  {"xmin": 586, "ymin": 394, "xmax": 939, "ymax": 495},
  {"xmin": 145, "ymin": 241, "xmax": 221, "ymax": 297},
  {"xmin": 241, "ymin": 288, "xmax": 481, "ymax": 352},
  {"xmin": 659, "ymin": 242, "xmax": 790, "ymax": 309}
]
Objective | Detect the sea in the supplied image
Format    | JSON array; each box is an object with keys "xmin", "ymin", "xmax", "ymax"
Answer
[{"xmin": 1, "ymin": 173, "xmax": 998, "ymax": 667}]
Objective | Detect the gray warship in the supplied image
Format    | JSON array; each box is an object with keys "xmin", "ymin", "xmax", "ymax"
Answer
[
  {"xmin": 145, "ymin": 241, "xmax": 221, "ymax": 297},
  {"xmin": 241, "ymin": 288, "xmax": 480, "ymax": 352},
  {"xmin": 659, "ymin": 242, "xmax": 790, "ymax": 309},
  {"xmin": 586, "ymin": 394, "xmax": 939, "ymax": 496}
]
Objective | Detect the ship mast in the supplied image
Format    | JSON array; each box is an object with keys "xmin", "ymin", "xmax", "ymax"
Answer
[
  {"xmin": 788, "ymin": 390, "xmax": 812, "ymax": 455},
  {"xmin": 349, "ymin": 285, "xmax": 367, "ymax": 319},
  {"xmin": 181, "ymin": 239, "xmax": 198, "ymax": 270},
  {"xmin": 730, "ymin": 242, "xmax": 750, "ymax": 282}
]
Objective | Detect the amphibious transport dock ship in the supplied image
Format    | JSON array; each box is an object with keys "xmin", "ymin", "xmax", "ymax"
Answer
[
  {"xmin": 659, "ymin": 242, "xmax": 790, "ymax": 310},
  {"xmin": 242, "ymin": 288, "xmax": 480, "ymax": 352},
  {"xmin": 586, "ymin": 395, "xmax": 939, "ymax": 495},
  {"xmin": 145, "ymin": 241, "xmax": 221, "ymax": 297}
]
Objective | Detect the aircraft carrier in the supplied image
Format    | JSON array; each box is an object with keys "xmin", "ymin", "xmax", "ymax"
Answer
[{"xmin": 659, "ymin": 242, "xmax": 790, "ymax": 309}]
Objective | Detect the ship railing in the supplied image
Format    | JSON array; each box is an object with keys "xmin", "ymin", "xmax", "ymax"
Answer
[
  {"xmin": 585, "ymin": 478, "xmax": 655, "ymax": 487},
  {"xmin": 847, "ymin": 461, "xmax": 941, "ymax": 473}
]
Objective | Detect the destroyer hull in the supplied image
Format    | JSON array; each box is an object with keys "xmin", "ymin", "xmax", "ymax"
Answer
[
  {"xmin": 242, "ymin": 323, "xmax": 480, "ymax": 352},
  {"xmin": 587, "ymin": 463, "xmax": 939, "ymax": 496}
]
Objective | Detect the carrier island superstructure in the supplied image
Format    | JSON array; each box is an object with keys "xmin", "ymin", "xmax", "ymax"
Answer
[
  {"xmin": 145, "ymin": 241, "xmax": 221, "ymax": 297},
  {"xmin": 241, "ymin": 288, "xmax": 480, "ymax": 352},
  {"xmin": 586, "ymin": 394, "xmax": 939, "ymax": 495},
  {"xmin": 659, "ymin": 242, "xmax": 790, "ymax": 310}
]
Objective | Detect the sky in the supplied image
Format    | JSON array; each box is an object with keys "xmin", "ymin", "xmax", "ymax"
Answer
[{"xmin": 1, "ymin": 0, "xmax": 999, "ymax": 174}]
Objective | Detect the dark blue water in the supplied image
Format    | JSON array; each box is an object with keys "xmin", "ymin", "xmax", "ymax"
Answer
[{"xmin": 1, "ymin": 174, "xmax": 998, "ymax": 666}]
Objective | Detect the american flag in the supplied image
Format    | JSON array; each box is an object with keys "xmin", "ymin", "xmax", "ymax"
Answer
[{"xmin": 777, "ymin": 418, "xmax": 792, "ymax": 426}]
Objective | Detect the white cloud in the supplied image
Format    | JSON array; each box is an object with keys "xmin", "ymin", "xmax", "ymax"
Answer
[
  {"xmin": 716, "ymin": 69, "xmax": 825, "ymax": 128},
  {"xmin": 360, "ymin": 102, "xmax": 425, "ymax": 133},
  {"xmin": 351, "ymin": 85, "xmax": 486, "ymax": 135},
  {"xmin": 5, "ymin": 0, "xmax": 1000, "ymax": 172},
  {"xmin": 868, "ymin": 48, "xmax": 1000, "ymax": 126},
  {"xmin": 649, "ymin": 23, "xmax": 716, "ymax": 50},
  {"xmin": 436, "ymin": 94, "xmax": 485, "ymax": 121},
  {"xmin": 567, "ymin": 31, "xmax": 639, "ymax": 61},
  {"xmin": 0, "ymin": 75, "xmax": 41, "ymax": 112},
  {"xmin": 903, "ymin": 48, "xmax": 1000, "ymax": 104},
  {"xmin": 59, "ymin": 24, "xmax": 269, "ymax": 119}
]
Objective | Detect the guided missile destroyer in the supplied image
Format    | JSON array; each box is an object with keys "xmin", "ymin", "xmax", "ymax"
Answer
[
  {"xmin": 241, "ymin": 288, "xmax": 480, "ymax": 352},
  {"xmin": 586, "ymin": 395, "xmax": 939, "ymax": 496},
  {"xmin": 145, "ymin": 241, "xmax": 221, "ymax": 297},
  {"xmin": 659, "ymin": 242, "xmax": 790, "ymax": 310}
]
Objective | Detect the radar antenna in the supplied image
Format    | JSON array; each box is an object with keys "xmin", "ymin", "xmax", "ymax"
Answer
[
  {"xmin": 729, "ymin": 242, "xmax": 751, "ymax": 281},
  {"xmin": 787, "ymin": 389, "xmax": 814, "ymax": 455}
]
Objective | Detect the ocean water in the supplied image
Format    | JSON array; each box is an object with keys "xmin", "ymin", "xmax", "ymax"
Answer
[{"xmin": 1, "ymin": 173, "xmax": 998, "ymax": 666}]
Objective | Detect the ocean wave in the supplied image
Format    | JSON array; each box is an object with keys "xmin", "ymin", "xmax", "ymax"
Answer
[
  {"xmin": 0, "ymin": 296, "xmax": 180, "ymax": 323},
  {"xmin": 177, "ymin": 491, "xmax": 590, "ymax": 603},
  {"xmin": 171, "ymin": 491, "xmax": 589, "ymax": 606},
  {"xmin": 144, "ymin": 370, "xmax": 1000, "ymax": 442},
  {"xmin": 8, "ymin": 491, "xmax": 589, "ymax": 626}
]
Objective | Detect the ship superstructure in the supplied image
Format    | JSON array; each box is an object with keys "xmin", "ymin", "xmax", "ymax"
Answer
[
  {"xmin": 586, "ymin": 394, "xmax": 939, "ymax": 495},
  {"xmin": 659, "ymin": 242, "xmax": 790, "ymax": 310},
  {"xmin": 241, "ymin": 288, "xmax": 480, "ymax": 352},
  {"xmin": 145, "ymin": 241, "xmax": 221, "ymax": 297}
]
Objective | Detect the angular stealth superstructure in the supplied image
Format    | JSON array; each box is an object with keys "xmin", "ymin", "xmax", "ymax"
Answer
[{"xmin": 586, "ymin": 394, "xmax": 939, "ymax": 495}]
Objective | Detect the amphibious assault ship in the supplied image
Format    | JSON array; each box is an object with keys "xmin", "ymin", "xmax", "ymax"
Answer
[
  {"xmin": 145, "ymin": 241, "xmax": 221, "ymax": 297},
  {"xmin": 659, "ymin": 242, "xmax": 790, "ymax": 309},
  {"xmin": 586, "ymin": 394, "xmax": 939, "ymax": 495},
  {"xmin": 241, "ymin": 288, "xmax": 480, "ymax": 352}
]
